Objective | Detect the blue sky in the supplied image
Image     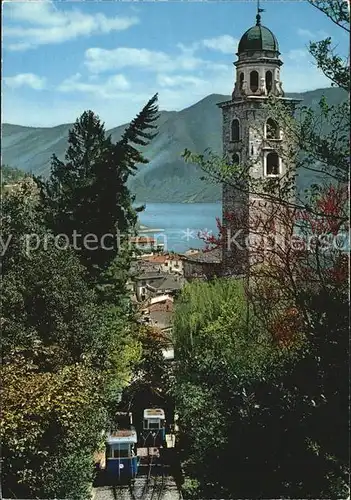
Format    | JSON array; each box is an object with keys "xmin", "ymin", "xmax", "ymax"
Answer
[{"xmin": 3, "ymin": 0, "xmax": 349, "ymax": 129}]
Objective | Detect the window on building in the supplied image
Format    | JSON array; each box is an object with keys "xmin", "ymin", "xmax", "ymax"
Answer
[
  {"xmin": 266, "ymin": 118, "xmax": 280, "ymax": 139},
  {"xmin": 232, "ymin": 153, "xmax": 240, "ymax": 165},
  {"xmin": 239, "ymin": 72, "xmax": 244, "ymax": 90},
  {"xmin": 266, "ymin": 152, "xmax": 280, "ymax": 176},
  {"xmin": 250, "ymin": 70, "xmax": 259, "ymax": 92},
  {"xmin": 265, "ymin": 70, "xmax": 273, "ymax": 94},
  {"xmin": 231, "ymin": 119, "xmax": 240, "ymax": 141}
]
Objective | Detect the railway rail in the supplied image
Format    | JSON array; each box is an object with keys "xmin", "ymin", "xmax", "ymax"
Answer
[
  {"xmin": 93, "ymin": 408, "xmax": 181, "ymax": 500},
  {"xmin": 93, "ymin": 447, "xmax": 181, "ymax": 500}
]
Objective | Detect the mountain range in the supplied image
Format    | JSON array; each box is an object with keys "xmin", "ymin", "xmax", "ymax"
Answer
[{"xmin": 2, "ymin": 87, "xmax": 346, "ymax": 203}]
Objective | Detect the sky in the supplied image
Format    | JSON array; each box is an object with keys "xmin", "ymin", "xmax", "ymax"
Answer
[{"xmin": 2, "ymin": 0, "xmax": 349, "ymax": 129}]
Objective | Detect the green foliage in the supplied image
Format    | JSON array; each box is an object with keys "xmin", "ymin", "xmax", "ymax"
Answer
[
  {"xmin": 37, "ymin": 96, "xmax": 159, "ymax": 292},
  {"xmin": 1, "ymin": 184, "xmax": 101, "ymax": 363},
  {"xmin": 120, "ymin": 325, "xmax": 173, "ymax": 419},
  {"xmin": 2, "ymin": 357, "xmax": 105, "ymax": 499},
  {"xmin": 182, "ymin": 477, "xmax": 201, "ymax": 499},
  {"xmin": 173, "ymin": 278, "xmax": 246, "ymax": 350},
  {"xmin": 307, "ymin": 0, "xmax": 350, "ymax": 90},
  {"xmin": 1, "ymin": 186, "xmax": 123, "ymax": 498},
  {"xmin": 1, "ymin": 95, "xmax": 159, "ymax": 498},
  {"xmin": 173, "ymin": 278, "xmax": 348, "ymax": 499},
  {"xmin": 1, "ymin": 164, "xmax": 26, "ymax": 184}
]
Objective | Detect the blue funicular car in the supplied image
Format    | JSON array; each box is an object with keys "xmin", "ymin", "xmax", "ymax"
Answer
[{"xmin": 105, "ymin": 412, "xmax": 138, "ymax": 482}]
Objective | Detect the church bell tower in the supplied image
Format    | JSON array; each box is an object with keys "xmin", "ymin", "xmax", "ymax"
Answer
[{"xmin": 218, "ymin": 6, "xmax": 300, "ymax": 276}]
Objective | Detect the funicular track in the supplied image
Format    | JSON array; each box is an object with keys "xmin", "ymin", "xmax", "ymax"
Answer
[
  {"xmin": 93, "ymin": 409, "xmax": 180, "ymax": 500},
  {"xmin": 128, "ymin": 449, "xmax": 166, "ymax": 500},
  {"xmin": 94, "ymin": 449, "xmax": 177, "ymax": 500}
]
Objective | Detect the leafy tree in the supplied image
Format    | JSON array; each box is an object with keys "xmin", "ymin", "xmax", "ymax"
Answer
[
  {"xmin": 2, "ymin": 355, "xmax": 105, "ymax": 500},
  {"xmin": 1, "ymin": 95, "xmax": 160, "ymax": 497},
  {"xmin": 1, "ymin": 164, "xmax": 27, "ymax": 184},
  {"xmin": 119, "ymin": 325, "xmax": 174, "ymax": 428},
  {"xmin": 2, "ymin": 180, "xmax": 100, "ymax": 362},
  {"xmin": 1, "ymin": 170, "xmax": 140, "ymax": 498},
  {"xmin": 308, "ymin": 0, "xmax": 349, "ymax": 92},
  {"xmin": 173, "ymin": 277, "xmax": 349, "ymax": 498}
]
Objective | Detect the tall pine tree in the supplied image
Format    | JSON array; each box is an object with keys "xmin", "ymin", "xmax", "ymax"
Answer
[{"xmin": 37, "ymin": 94, "xmax": 159, "ymax": 299}]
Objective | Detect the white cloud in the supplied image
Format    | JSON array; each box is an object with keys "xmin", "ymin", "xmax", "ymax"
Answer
[
  {"xmin": 84, "ymin": 47, "xmax": 207, "ymax": 74},
  {"xmin": 4, "ymin": 73, "xmax": 46, "ymax": 90},
  {"xmin": 58, "ymin": 73, "xmax": 130, "ymax": 97},
  {"xmin": 177, "ymin": 35, "xmax": 238, "ymax": 56},
  {"xmin": 3, "ymin": 1, "xmax": 139, "ymax": 51},
  {"xmin": 297, "ymin": 28, "xmax": 315, "ymax": 39},
  {"xmin": 286, "ymin": 48, "xmax": 309, "ymax": 62},
  {"xmin": 3, "ymin": 89, "xmax": 156, "ymax": 129},
  {"xmin": 3, "ymin": 53, "xmax": 332, "ymax": 129},
  {"xmin": 2, "ymin": 29, "xmax": 333, "ymax": 130},
  {"xmin": 3, "ymin": 60, "xmax": 234, "ymax": 128},
  {"xmin": 202, "ymin": 35, "xmax": 238, "ymax": 54},
  {"xmin": 157, "ymin": 74, "xmax": 207, "ymax": 88},
  {"xmin": 282, "ymin": 58, "xmax": 331, "ymax": 93},
  {"xmin": 297, "ymin": 28, "xmax": 329, "ymax": 40}
]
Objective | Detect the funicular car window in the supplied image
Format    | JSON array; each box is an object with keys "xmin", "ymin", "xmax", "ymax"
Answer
[
  {"xmin": 148, "ymin": 418, "xmax": 160, "ymax": 429},
  {"xmin": 112, "ymin": 443, "xmax": 130, "ymax": 458}
]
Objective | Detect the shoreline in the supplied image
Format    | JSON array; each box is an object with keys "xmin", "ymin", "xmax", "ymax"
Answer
[{"xmin": 136, "ymin": 201, "xmax": 222, "ymax": 205}]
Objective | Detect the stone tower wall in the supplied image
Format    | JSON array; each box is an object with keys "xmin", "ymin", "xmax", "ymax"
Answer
[{"xmin": 220, "ymin": 96, "xmax": 299, "ymax": 276}]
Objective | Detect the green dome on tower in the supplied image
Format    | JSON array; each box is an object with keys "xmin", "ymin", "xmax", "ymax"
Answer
[{"xmin": 238, "ymin": 19, "xmax": 279, "ymax": 54}]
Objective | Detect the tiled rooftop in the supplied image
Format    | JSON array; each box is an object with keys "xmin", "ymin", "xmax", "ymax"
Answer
[
  {"xmin": 181, "ymin": 247, "xmax": 222, "ymax": 264},
  {"xmin": 141, "ymin": 253, "xmax": 182, "ymax": 263}
]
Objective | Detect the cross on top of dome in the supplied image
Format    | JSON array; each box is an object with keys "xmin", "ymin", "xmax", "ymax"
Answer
[
  {"xmin": 256, "ymin": 0, "xmax": 265, "ymax": 26},
  {"xmin": 237, "ymin": 1, "xmax": 279, "ymax": 55}
]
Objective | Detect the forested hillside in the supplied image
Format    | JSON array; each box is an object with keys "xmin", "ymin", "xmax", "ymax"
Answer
[{"xmin": 2, "ymin": 87, "xmax": 347, "ymax": 203}]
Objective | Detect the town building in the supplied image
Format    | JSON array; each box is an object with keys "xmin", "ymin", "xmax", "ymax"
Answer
[
  {"xmin": 129, "ymin": 259, "xmax": 185, "ymax": 302},
  {"xmin": 141, "ymin": 253, "xmax": 183, "ymax": 275},
  {"xmin": 140, "ymin": 295, "xmax": 174, "ymax": 335},
  {"xmin": 181, "ymin": 248, "xmax": 222, "ymax": 281},
  {"xmin": 130, "ymin": 236, "xmax": 164, "ymax": 256}
]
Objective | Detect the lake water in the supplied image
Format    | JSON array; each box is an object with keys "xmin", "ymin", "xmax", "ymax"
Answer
[
  {"xmin": 138, "ymin": 202, "xmax": 350, "ymax": 254},
  {"xmin": 138, "ymin": 202, "xmax": 222, "ymax": 253}
]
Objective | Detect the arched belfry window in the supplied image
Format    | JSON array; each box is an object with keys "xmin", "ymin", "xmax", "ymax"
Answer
[
  {"xmin": 239, "ymin": 72, "xmax": 244, "ymax": 91},
  {"xmin": 265, "ymin": 70, "xmax": 273, "ymax": 94},
  {"xmin": 231, "ymin": 119, "xmax": 240, "ymax": 142},
  {"xmin": 266, "ymin": 152, "xmax": 280, "ymax": 176},
  {"xmin": 232, "ymin": 153, "xmax": 240, "ymax": 165},
  {"xmin": 250, "ymin": 70, "xmax": 259, "ymax": 93},
  {"xmin": 266, "ymin": 118, "xmax": 280, "ymax": 139}
]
